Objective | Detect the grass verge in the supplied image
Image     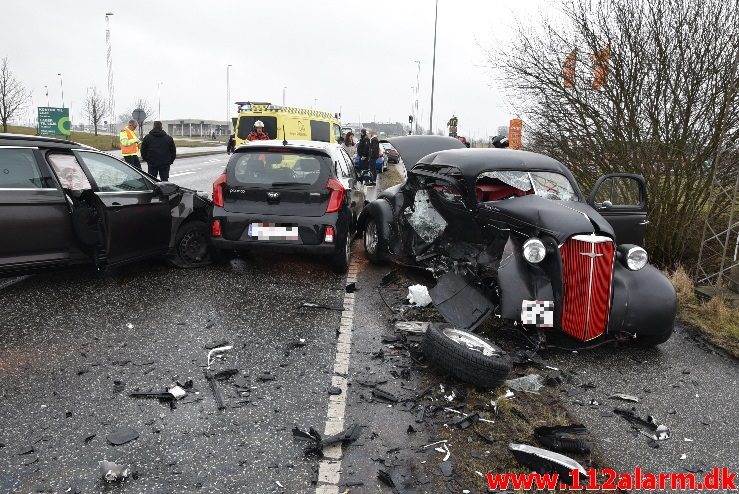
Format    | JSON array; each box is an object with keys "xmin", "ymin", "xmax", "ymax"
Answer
[
  {"xmin": 2, "ymin": 125, "xmax": 222, "ymax": 151},
  {"xmin": 668, "ymin": 266, "xmax": 739, "ymax": 358}
]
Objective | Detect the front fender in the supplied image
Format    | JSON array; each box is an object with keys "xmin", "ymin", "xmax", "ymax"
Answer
[
  {"xmin": 357, "ymin": 199, "xmax": 393, "ymax": 238},
  {"xmin": 608, "ymin": 264, "xmax": 677, "ymax": 338},
  {"xmin": 168, "ymin": 191, "xmax": 212, "ymax": 250}
]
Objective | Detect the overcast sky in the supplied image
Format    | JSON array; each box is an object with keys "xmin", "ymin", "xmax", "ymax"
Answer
[{"xmin": 3, "ymin": 0, "xmax": 545, "ymax": 140}]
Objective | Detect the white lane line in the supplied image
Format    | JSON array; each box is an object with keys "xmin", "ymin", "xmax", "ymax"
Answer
[
  {"xmin": 315, "ymin": 255, "xmax": 360, "ymax": 494},
  {"xmin": 169, "ymin": 171, "xmax": 196, "ymax": 177}
]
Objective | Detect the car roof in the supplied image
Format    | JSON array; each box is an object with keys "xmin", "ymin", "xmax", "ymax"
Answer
[
  {"xmin": 238, "ymin": 139, "xmax": 336, "ymax": 151},
  {"xmin": 417, "ymin": 148, "xmax": 572, "ymax": 176},
  {"xmin": 0, "ymin": 133, "xmax": 92, "ymax": 149}
]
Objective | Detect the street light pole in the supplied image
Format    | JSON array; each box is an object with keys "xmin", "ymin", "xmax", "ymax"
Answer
[
  {"xmin": 58, "ymin": 73, "xmax": 64, "ymax": 107},
  {"xmin": 226, "ymin": 64, "xmax": 232, "ymax": 133},
  {"xmin": 44, "ymin": 85, "xmax": 49, "ymax": 107},
  {"xmin": 282, "ymin": 86, "xmax": 287, "ymax": 106},
  {"xmin": 414, "ymin": 60, "xmax": 420, "ymax": 134},
  {"xmin": 105, "ymin": 12, "xmax": 115, "ymax": 135},
  {"xmin": 429, "ymin": 0, "xmax": 438, "ymax": 135},
  {"xmin": 157, "ymin": 82, "xmax": 163, "ymax": 120}
]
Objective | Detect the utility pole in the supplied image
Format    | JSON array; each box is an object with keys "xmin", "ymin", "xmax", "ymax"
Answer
[
  {"xmin": 44, "ymin": 85, "xmax": 49, "ymax": 106},
  {"xmin": 157, "ymin": 82, "xmax": 163, "ymax": 120},
  {"xmin": 282, "ymin": 86, "xmax": 287, "ymax": 106},
  {"xmin": 226, "ymin": 64, "xmax": 232, "ymax": 133},
  {"xmin": 429, "ymin": 0, "xmax": 438, "ymax": 134},
  {"xmin": 105, "ymin": 13, "xmax": 115, "ymax": 135}
]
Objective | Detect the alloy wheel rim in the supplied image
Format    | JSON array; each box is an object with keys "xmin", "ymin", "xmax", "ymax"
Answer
[
  {"xmin": 365, "ymin": 221, "xmax": 378, "ymax": 254},
  {"xmin": 442, "ymin": 328, "xmax": 498, "ymax": 357}
]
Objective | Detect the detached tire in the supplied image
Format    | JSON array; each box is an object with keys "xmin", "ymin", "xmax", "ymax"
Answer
[
  {"xmin": 422, "ymin": 323, "xmax": 512, "ymax": 389},
  {"xmin": 170, "ymin": 220, "xmax": 211, "ymax": 268}
]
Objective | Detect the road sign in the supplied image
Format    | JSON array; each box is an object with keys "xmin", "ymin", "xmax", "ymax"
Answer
[
  {"xmin": 509, "ymin": 118, "xmax": 522, "ymax": 150},
  {"xmin": 132, "ymin": 108, "xmax": 147, "ymax": 124},
  {"xmin": 38, "ymin": 107, "xmax": 71, "ymax": 136}
]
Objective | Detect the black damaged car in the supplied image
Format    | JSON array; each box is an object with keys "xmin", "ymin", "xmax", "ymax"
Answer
[
  {"xmin": 0, "ymin": 134, "xmax": 212, "ymax": 277},
  {"xmin": 359, "ymin": 136, "xmax": 677, "ymax": 346}
]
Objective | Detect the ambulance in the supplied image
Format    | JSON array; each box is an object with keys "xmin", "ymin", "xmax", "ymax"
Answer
[{"xmin": 233, "ymin": 102, "xmax": 343, "ymax": 147}]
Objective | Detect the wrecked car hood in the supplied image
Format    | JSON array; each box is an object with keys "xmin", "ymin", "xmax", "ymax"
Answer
[
  {"xmin": 385, "ymin": 135, "xmax": 465, "ymax": 172},
  {"xmin": 481, "ymin": 195, "xmax": 614, "ymax": 243}
]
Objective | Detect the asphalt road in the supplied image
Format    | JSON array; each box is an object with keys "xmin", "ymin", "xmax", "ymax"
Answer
[
  {"xmin": 164, "ymin": 153, "xmax": 229, "ymax": 194},
  {"xmin": 0, "ymin": 255, "xmax": 347, "ymax": 493}
]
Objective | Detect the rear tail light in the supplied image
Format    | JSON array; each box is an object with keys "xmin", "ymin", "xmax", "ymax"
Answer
[
  {"xmin": 325, "ymin": 226, "xmax": 335, "ymax": 243},
  {"xmin": 325, "ymin": 178, "xmax": 345, "ymax": 213},
  {"xmin": 211, "ymin": 220, "xmax": 222, "ymax": 237},
  {"xmin": 212, "ymin": 173, "xmax": 227, "ymax": 207}
]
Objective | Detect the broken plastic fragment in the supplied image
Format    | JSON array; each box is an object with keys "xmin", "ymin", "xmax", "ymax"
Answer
[
  {"xmin": 439, "ymin": 460, "xmax": 453, "ymax": 477},
  {"xmin": 328, "ymin": 386, "xmax": 342, "ymax": 396},
  {"xmin": 505, "ymin": 374, "xmax": 545, "ymax": 394},
  {"xmin": 509, "ymin": 443, "xmax": 587, "ymax": 482},
  {"xmin": 206, "ymin": 345, "xmax": 233, "ymax": 369},
  {"xmin": 395, "ymin": 321, "xmax": 429, "ymax": 334},
  {"xmin": 345, "ymin": 282, "xmax": 357, "ymax": 293},
  {"xmin": 204, "ymin": 339, "xmax": 229, "ymax": 350},
  {"xmin": 99, "ymin": 460, "xmax": 130, "ymax": 482},
  {"xmin": 106, "ymin": 427, "xmax": 139, "ymax": 446},
  {"xmin": 167, "ymin": 386, "xmax": 187, "ymax": 400},
  {"xmin": 372, "ymin": 387, "xmax": 399, "ymax": 403},
  {"xmin": 407, "ymin": 284, "xmax": 431, "ymax": 307},
  {"xmin": 451, "ymin": 413, "xmax": 480, "ymax": 430},
  {"xmin": 534, "ymin": 424, "xmax": 592, "ymax": 454},
  {"xmin": 610, "ymin": 393, "xmax": 640, "ymax": 403}
]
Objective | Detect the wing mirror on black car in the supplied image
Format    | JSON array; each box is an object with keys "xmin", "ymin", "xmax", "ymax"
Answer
[
  {"xmin": 596, "ymin": 200, "xmax": 613, "ymax": 210},
  {"xmin": 154, "ymin": 182, "xmax": 180, "ymax": 196}
]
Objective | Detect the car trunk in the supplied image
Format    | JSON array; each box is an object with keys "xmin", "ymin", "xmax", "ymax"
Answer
[{"xmin": 223, "ymin": 148, "xmax": 332, "ymax": 217}]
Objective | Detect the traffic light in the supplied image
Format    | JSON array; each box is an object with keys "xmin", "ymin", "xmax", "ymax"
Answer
[{"xmin": 409, "ymin": 115, "xmax": 414, "ymax": 124}]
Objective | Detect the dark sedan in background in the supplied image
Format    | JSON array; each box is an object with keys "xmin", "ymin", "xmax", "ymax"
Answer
[
  {"xmin": 381, "ymin": 142, "xmax": 400, "ymax": 164},
  {"xmin": 210, "ymin": 140, "xmax": 366, "ymax": 273},
  {"xmin": 0, "ymin": 134, "xmax": 212, "ymax": 278}
]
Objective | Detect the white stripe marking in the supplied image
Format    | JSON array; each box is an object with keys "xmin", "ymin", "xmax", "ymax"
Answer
[
  {"xmin": 169, "ymin": 171, "xmax": 196, "ymax": 177},
  {"xmin": 315, "ymin": 253, "xmax": 361, "ymax": 494}
]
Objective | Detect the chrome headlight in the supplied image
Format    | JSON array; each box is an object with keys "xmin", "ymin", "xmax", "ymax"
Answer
[
  {"xmin": 523, "ymin": 238, "xmax": 546, "ymax": 264},
  {"xmin": 626, "ymin": 246, "xmax": 648, "ymax": 271}
]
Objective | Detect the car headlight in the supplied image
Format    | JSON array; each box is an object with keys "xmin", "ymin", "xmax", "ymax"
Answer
[
  {"xmin": 523, "ymin": 238, "xmax": 546, "ymax": 264},
  {"xmin": 626, "ymin": 246, "xmax": 648, "ymax": 271}
]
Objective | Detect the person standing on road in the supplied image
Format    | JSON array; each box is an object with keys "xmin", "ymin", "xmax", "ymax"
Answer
[
  {"xmin": 341, "ymin": 132, "xmax": 356, "ymax": 159},
  {"xmin": 141, "ymin": 121, "xmax": 177, "ymax": 181},
  {"xmin": 369, "ymin": 130, "xmax": 381, "ymax": 184},
  {"xmin": 357, "ymin": 129, "xmax": 370, "ymax": 179},
  {"xmin": 227, "ymin": 132, "xmax": 236, "ymax": 154},
  {"xmin": 119, "ymin": 120, "xmax": 142, "ymax": 169},
  {"xmin": 247, "ymin": 120, "xmax": 270, "ymax": 141}
]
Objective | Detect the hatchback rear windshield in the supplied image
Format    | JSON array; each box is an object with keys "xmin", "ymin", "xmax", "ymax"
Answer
[{"xmin": 229, "ymin": 149, "xmax": 330, "ymax": 187}]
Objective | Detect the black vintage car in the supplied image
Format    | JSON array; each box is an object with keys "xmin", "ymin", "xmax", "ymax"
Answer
[
  {"xmin": 359, "ymin": 136, "xmax": 677, "ymax": 345},
  {"xmin": 0, "ymin": 134, "xmax": 212, "ymax": 277}
]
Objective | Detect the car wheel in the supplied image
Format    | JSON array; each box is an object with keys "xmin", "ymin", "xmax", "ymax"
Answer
[
  {"xmin": 169, "ymin": 220, "xmax": 211, "ymax": 268},
  {"xmin": 363, "ymin": 216, "xmax": 385, "ymax": 264},
  {"xmin": 422, "ymin": 323, "xmax": 512, "ymax": 389},
  {"xmin": 331, "ymin": 228, "xmax": 351, "ymax": 274}
]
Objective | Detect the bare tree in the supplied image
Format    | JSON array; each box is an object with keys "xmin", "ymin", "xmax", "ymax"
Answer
[
  {"xmin": 488, "ymin": 0, "xmax": 739, "ymax": 266},
  {"xmin": 83, "ymin": 87, "xmax": 107, "ymax": 136},
  {"xmin": 0, "ymin": 58, "xmax": 28, "ymax": 132}
]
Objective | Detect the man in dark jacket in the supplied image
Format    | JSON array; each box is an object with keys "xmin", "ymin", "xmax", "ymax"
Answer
[
  {"xmin": 369, "ymin": 130, "xmax": 381, "ymax": 183},
  {"xmin": 356, "ymin": 129, "xmax": 371, "ymax": 181},
  {"xmin": 141, "ymin": 121, "xmax": 176, "ymax": 181}
]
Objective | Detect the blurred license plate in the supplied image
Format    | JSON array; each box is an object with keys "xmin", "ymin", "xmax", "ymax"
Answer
[
  {"xmin": 521, "ymin": 300, "xmax": 554, "ymax": 328},
  {"xmin": 247, "ymin": 223, "xmax": 299, "ymax": 241}
]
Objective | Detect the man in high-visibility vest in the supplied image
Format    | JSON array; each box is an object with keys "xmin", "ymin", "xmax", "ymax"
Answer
[{"xmin": 119, "ymin": 119, "xmax": 142, "ymax": 169}]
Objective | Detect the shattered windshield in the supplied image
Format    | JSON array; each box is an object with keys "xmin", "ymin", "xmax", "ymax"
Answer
[{"xmin": 477, "ymin": 171, "xmax": 578, "ymax": 202}]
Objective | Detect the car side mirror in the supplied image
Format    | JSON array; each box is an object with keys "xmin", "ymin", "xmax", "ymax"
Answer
[
  {"xmin": 597, "ymin": 200, "xmax": 613, "ymax": 210},
  {"xmin": 154, "ymin": 181, "xmax": 180, "ymax": 196}
]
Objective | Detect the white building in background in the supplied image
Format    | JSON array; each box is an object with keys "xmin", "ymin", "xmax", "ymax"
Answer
[
  {"xmin": 116, "ymin": 119, "xmax": 229, "ymax": 137},
  {"xmin": 497, "ymin": 126, "xmax": 509, "ymax": 137}
]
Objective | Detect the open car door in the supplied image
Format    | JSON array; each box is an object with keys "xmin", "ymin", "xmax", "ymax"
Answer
[{"xmin": 588, "ymin": 173, "xmax": 648, "ymax": 246}]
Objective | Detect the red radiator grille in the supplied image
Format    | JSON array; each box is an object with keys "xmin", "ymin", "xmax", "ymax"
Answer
[{"xmin": 559, "ymin": 235, "xmax": 615, "ymax": 341}]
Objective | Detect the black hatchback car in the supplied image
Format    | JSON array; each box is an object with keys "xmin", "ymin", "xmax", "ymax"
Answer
[
  {"xmin": 210, "ymin": 140, "xmax": 366, "ymax": 273},
  {"xmin": 0, "ymin": 134, "xmax": 212, "ymax": 277}
]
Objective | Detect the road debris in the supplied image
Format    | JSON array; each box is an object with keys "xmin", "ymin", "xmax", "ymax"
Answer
[
  {"xmin": 204, "ymin": 339, "xmax": 229, "ymax": 350},
  {"xmin": 534, "ymin": 424, "xmax": 592, "ymax": 454},
  {"xmin": 407, "ymin": 284, "xmax": 432, "ymax": 307},
  {"xmin": 206, "ymin": 345, "xmax": 233, "ymax": 369},
  {"xmin": 328, "ymin": 386, "xmax": 342, "ymax": 395},
  {"xmin": 509, "ymin": 443, "xmax": 587, "ymax": 481},
  {"xmin": 167, "ymin": 385, "xmax": 187, "ymax": 399},
  {"xmin": 614, "ymin": 408, "xmax": 670, "ymax": 442},
  {"xmin": 205, "ymin": 371, "xmax": 226, "ymax": 410},
  {"xmin": 300, "ymin": 302, "xmax": 343, "ymax": 311},
  {"xmin": 439, "ymin": 460, "xmax": 453, "ymax": 477},
  {"xmin": 99, "ymin": 460, "xmax": 130, "ymax": 482},
  {"xmin": 395, "ymin": 321, "xmax": 429, "ymax": 334},
  {"xmin": 345, "ymin": 282, "xmax": 357, "ymax": 293},
  {"xmin": 292, "ymin": 423, "xmax": 361, "ymax": 456},
  {"xmin": 106, "ymin": 427, "xmax": 139, "ymax": 446},
  {"xmin": 451, "ymin": 412, "xmax": 480, "ymax": 429},
  {"xmin": 372, "ymin": 387, "xmax": 399, "ymax": 403},
  {"xmin": 610, "ymin": 393, "xmax": 640, "ymax": 403},
  {"xmin": 505, "ymin": 374, "xmax": 545, "ymax": 394}
]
